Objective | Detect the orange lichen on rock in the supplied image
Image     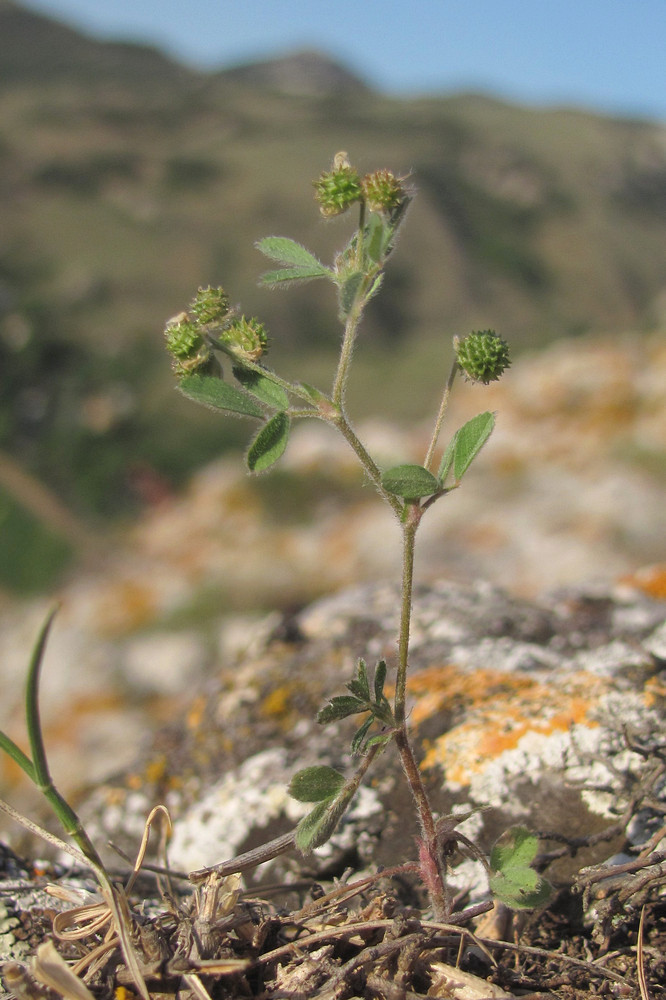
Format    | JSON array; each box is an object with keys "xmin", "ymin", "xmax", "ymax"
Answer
[
  {"xmin": 619, "ymin": 564, "xmax": 666, "ymax": 600},
  {"xmin": 406, "ymin": 664, "xmax": 608, "ymax": 787}
]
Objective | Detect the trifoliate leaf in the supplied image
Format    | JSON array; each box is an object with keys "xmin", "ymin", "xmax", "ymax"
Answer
[
  {"xmin": 453, "ymin": 412, "xmax": 495, "ymax": 480},
  {"xmin": 381, "ymin": 464, "xmax": 441, "ymax": 500},
  {"xmin": 489, "ymin": 826, "xmax": 552, "ymax": 910},
  {"xmin": 288, "ymin": 766, "xmax": 345, "ymax": 803},
  {"xmin": 233, "ymin": 367, "xmax": 289, "ymax": 410},
  {"xmin": 246, "ymin": 412, "xmax": 290, "ymax": 473},
  {"xmin": 179, "ymin": 374, "xmax": 263, "ymax": 418}
]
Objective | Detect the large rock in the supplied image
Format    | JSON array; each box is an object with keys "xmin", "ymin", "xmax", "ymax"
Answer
[{"xmin": 75, "ymin": 574, "xmax": 666, "ymax": 898}]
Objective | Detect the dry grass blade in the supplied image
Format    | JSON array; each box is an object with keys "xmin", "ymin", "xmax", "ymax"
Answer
[
  {"xmin": 124, "ymin": 802, "xmax": 172, "ymax": 894},
  {"xmin": 426, "ymin": 960, "xmax": 515, "ymax": 999},
  {"xmin": 32, "ymin": 941, "xmax": 96, "ymax": 1000},
  {"xmin": 637, "ymin": 905, "xmax": 651, "ymax": 1000}
]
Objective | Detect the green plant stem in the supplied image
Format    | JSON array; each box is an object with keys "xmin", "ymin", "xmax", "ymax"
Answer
[
  {"xmin": 330, "ymin": 410, "xmax": 403, "ymax": 517},
  {"xmin": 423, "ymin": 356, "xmax": 459, "ymax": 473},
  {"xmin": 331, "ymin": 299, "xmax": 364, "ymax": 408},
  {"xmin": 394, "ymin": 506, "xmax": 420, "ymax": 725}
]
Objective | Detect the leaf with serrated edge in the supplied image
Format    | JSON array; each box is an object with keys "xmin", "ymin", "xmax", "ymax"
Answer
[
  {"xmin": 289, "ymin": 766, "xmax": 345, "ymax": 803},
  {"xmin": 381, "ymin": 464, "xmax": 441, "ymax": 499},
  {"xmin": 373, "ymin": 660, "xmax": 387, "ymax": 703},
  {"xmin": 317, "ymin": 696, "xmax": 366, "ymax": 723},
  {"xmin": 179, "ymin": 375, "xmax": 263, "ymax": 418},
  {"xmin": 453, "ymin": 411, "xmax": 495, "ymax": 481},
  {"xmin": 256, "ymin": 237, "xmax": 328, "ymax": 271},
  {"xmin": 233, "ymin": 367, "xmax": 289, "ymax": 410},
  {"xmin": 246, "ymin": 412, "xmax": 290, "ymax": 473}
]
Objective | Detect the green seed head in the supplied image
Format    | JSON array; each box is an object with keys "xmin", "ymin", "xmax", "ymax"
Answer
[
  {"xmin": 314, "ymin": 152, "xmax": 362, "ymax": 218},
  {"xmin": 361, "ymin": 169, "xmax": 408, "ymax": 215},
  {"xmin": 219, "ymin": 316, "xmax": 268, "ymax": 362},
  {"xmin": 164, "ymin": 312, "xmax": 211, "ymax": 374},
  {"xmin": 189, "ymin": 286, "xmax": 230, "ymax": 326},
  {"xmin": 456, "ymin": 330, "xmax": 511, "ymax": 384}
]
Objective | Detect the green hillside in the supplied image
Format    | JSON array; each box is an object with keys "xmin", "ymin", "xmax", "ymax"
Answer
[{"xmin": 1, "ymin": 0, "xmax": 666, "ymax": 589}]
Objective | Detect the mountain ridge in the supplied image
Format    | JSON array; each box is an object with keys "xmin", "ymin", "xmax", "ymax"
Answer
[{"xmin": 1, "ymin": 0, "xmax": 666, "ymax": 568}]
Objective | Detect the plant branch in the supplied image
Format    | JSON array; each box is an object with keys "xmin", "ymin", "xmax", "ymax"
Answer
[{"xmin": 423, "ymin": 356, "xmax": 459, "ymax": 473}]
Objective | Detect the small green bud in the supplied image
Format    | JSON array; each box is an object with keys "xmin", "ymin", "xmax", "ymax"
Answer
[
  {"xmin": 164, "ymin": 312, "xmax": 211, "ymax": 375},
  {"xmin": 314, "ymin": 151, "xmax": 362, "ymax": 218},
  {"xmin": 189, "ymin": 286, "xmax": 230, "ymax": 326},
  {"xmin": 361, "ymin": 169, "xmax": 408, "ymax": 215},
  {"xmin": 455, "ymin": 330, "xmax": 511, "ymax": 384},
  {"xmin": 219, "ymin": 316, "xmax": 268, "ymax": 362}
]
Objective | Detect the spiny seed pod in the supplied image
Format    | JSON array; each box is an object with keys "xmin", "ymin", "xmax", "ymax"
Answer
[
  {"xmin": 219, "ymin": 316, "xmax": 268, "ymax": 362},
  {"xmin": 361, "ymin": 169, "xmax": 407, "ymax": 215},
  {"xmin": 456, "ymin": 330, "xmax": 511, "ymax": 384},
  {"xmin": 164, "ymin": 313, "xmax": 211, "ymax": 374},
  {"xmin": 314, "ymin": 152, "xmax": 362, "ymax": 218},
  {"xmin": 189, "ymin": 286, "xmax": 230, "ymax": 326}
]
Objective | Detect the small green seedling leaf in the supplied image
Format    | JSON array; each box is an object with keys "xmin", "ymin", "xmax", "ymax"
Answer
[
  {"xmin": 289, "ymin": 766, "xmax": 345, "ymax": 803},
  {"xmin": 246, "ymin": 412, "xmax": 290, "ymax": 473},
  {"xmin": 317, "ymin": 695, "xmax": 366, "ymax": 724},
  {"xmin": 381, "ymin": 464, "xmax": 441, "ymax": 500},
  {"xmin": 233, "ymin": 367, "xmax": 289, "ymax": 410},
  {"xmin": 256, "ymin": 237, "xmax": 329, "ymax": 272},
  {"xmin": 453, "ymin": 411, "xmax": 495, "ymax": 481},
  {"xmin": 489, "ymin": 826, "xmax": 552, "ymax": 911},
  {"xmin": 179, "ymin": 374, "xmax": 263, "ymax": 418}
]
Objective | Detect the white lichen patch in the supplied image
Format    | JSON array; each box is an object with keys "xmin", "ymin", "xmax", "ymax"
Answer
[{"xmin": 167, "ymin": 748, "xmax": 384, "ymax": 874}]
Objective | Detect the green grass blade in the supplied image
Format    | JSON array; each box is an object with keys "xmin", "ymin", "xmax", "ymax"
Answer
[
  {"xmin": 0, "ymin": 730, "xmax": 35, "ymax": 781},
  {"xmin": 25, "ymin": 606, "xmax": 59, "ymax": 788}
]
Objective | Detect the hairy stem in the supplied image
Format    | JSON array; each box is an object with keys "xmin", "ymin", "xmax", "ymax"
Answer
[
  {"xmin": 394, "ymin": 727, "xmax": 449, "ymax": 919},
  {"xmin": 394, "ymin": 506, "xmax": 420, "ymax": 724},
  {"xmin": 331, "ymin": 411, "xmax": 403, "ymax": 517},
  {"xmin": 423, "ymin": 356, "xmax": 459, "ymax": 473}
]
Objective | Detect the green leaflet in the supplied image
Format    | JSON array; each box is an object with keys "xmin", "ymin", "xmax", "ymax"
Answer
[
  {"xmin": 288, "ymin": 765, "xmax": 345, "ymax": 803},
  {"xmin": 381, "ymin": 464, "xmax": 441, "ymax": 500},
  {"xmin": 178, "ymin": 374, "xmax": 263, "ymax": 418},
  {"xmin": 233, "ymin": 367, "xmax": 289, "ymax": 410},
  {"xmin": 338, "ymin": 271, "xmax": 364, "ymax": 317},
  {"xmin": 246, "ymin": 411, "xmax": 290, "ymax": 473},
  {"xmin": 256, "ymin": 237, "xmax": 330, "ymax": 286},
  {"xmin": 453, "ymin": 411, "xmax": 495, "ymax": 480},
  {"xmin": 256, "ymin": 237, "xmax": 329, "ymax": 271}
]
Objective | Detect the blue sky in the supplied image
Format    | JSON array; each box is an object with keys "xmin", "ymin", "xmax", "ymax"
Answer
[{"xmin": 18, "ymin": 0, "xmax": 666, "ymax": 121}]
